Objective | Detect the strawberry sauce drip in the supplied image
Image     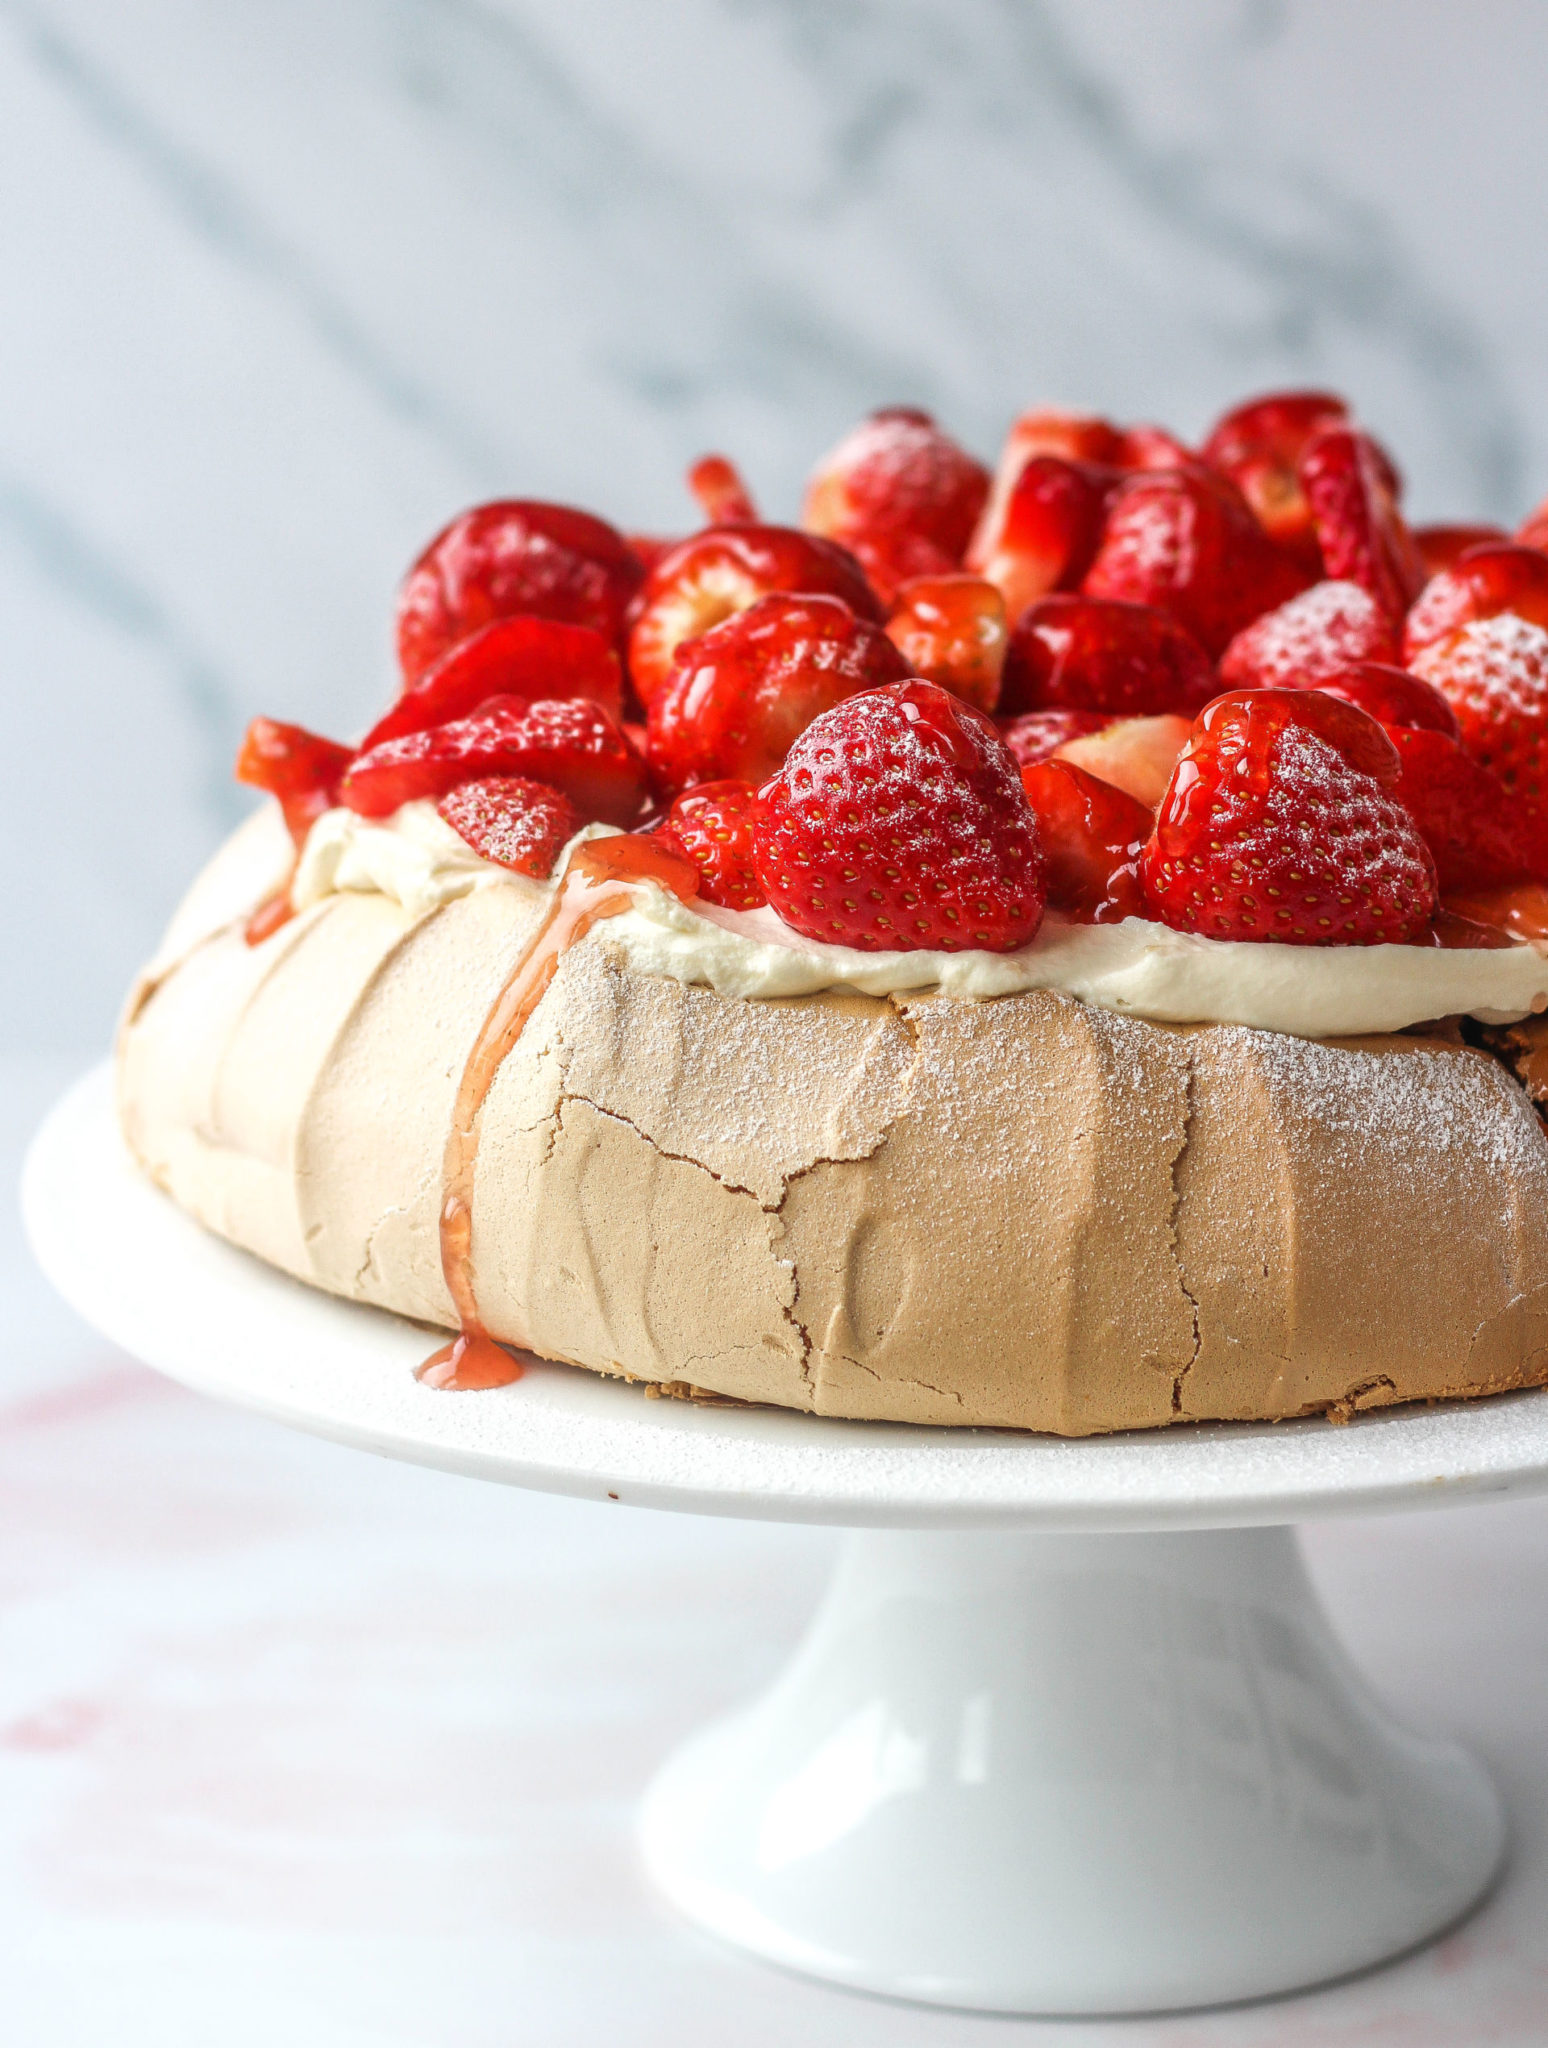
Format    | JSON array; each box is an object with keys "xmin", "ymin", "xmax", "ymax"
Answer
[
  {"xmin": 245, "ymin": 882, "xmax": 297, "ymax": 946},
  {"xmin": 416, "ymin": 833, "xmax": 701, "ymax": 1390}
]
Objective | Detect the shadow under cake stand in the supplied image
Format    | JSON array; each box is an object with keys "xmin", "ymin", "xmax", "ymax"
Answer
[{"xmin": 25, "ymin": 1065, "xmax": 1548, "ymax": 2018}]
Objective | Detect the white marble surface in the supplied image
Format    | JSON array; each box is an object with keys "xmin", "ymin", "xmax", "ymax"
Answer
[
  {"xmin": 7, "ymin": 1054, "xmax": 1548, "ymax": 2044},
  {"xmin": 11, "ymin": 2, "xmax": 1548, "ymax": 1052}
]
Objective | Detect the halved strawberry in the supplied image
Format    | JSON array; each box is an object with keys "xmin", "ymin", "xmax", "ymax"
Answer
[
  {"xmin": 1052, "ymin": 713, "xmax": 1193, "ymax": 810},
  {"xmin": 1200, "ymin": 390, "xmax": 1349, "ymax": 571},
  {"xmin": 964, "ymin": 455, "xmax": 1113, "ymax": 625},
  {"xmin": 1403, "ymin": 543, "xmax": 1548, "ymax": 662},
  {"xmin": 1297, "ymin": 427, "xmax": 1424, "ymax": 622},
  {"xmin": 396, "ymin": 501, "xmax": 642, "ymax": 685},
  {"xmin": 627, "ymin": 525, "xmax": 879, "ymax": 707},
  {"xmin": 1081, "ymin": 464, "xmax": 1308, "ymax": 656},
  {"xmin": 1410, "ymin": 614, "xmax": 1548, "ymax": 810},
  {"xmin": 1141, "ymin": 689, "xmax": 1436, "ymax": 944},
  {"xmin": 1413, "ymin": 524, "xmax": 1510, "ymax": 579},
  {"xmin": 1309, "ymin": 661, "xmax": 1460, "ymax": 740},
  {"xmin": 803, "ymin": 407, "xmax": 990, "ymax": 606},
  {"xmin": 754, "ymin": 679, "xmax": 1045, "ymax": 953},
  {"xmin": 1001, "ymin": 594, "xmax": 1215, "ymax": 719},
  {"xmin": 1217, "ymin": 579, "xmax": 1399, "ymax": 690},
  {"xmin": 997, "ymin": 708, "xmax": 1114, "ymax": 768},
  {"xmin": 437, "ymin": 775, "xmax": 579, "ymax": 879},
  {"xmin": 363, "ymin": 616, "xmax": 623, "ymax": 751},
  {"xmin": 1019, "ymin": 758, "xmax": 1150, "ymax": 922},
  {"xmin": 884, "ymin": 574, "xmax": 1007, "ymax": 713},
  {"xmin": 654, "ymin": 780, "xmax": 766, "ymax": 910},
  {"xmin": 646, "ymin": 593, "xmax": 909, "ymax": 794},
  {"xmin": 342, "ymin": 696, "xmax": 647, "ymax": 825},
  {"xmin": 1385, "ymin": 727, "xmax": 1546, "ymax": 893},
  {"xmin": 235, "ymin": 717, "xmax": 354, "ymax": 847},
  {"xmin": 687, "ymin": 454, "xmax": 758, "ymax": 526}
]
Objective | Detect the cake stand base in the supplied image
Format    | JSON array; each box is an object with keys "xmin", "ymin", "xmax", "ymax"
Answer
[{"xmin": 640, "ymin": 1524, "xmax": 1503, "ymax": 2016}]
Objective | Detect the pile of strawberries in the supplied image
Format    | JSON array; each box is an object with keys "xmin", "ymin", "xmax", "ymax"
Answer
[{"xmin": 239, "ymin": 390, "xmax": 1548, "ymax": 954}]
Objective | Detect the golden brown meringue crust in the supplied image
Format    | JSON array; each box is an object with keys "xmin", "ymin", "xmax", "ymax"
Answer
[{"xmin": 117, "ymin": 811, "xmax": 1548, "ymax": 1435}]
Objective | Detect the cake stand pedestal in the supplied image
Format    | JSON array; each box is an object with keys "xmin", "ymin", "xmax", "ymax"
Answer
[{"xmin": 26, "ymin": 1068, "xmax": 1548, "ymax": 2017}]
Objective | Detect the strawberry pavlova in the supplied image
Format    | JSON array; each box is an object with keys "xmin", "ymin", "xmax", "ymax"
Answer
[{"xmin": 119, "ymin": 394, "xmax": 1548, "ymax": 1433}]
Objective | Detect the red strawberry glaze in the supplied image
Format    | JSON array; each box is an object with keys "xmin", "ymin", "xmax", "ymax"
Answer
[
  {"xmin": 1001, "ymin": 594, "xmax": 1215, "ymax": 719},
  {"xmin": 1140, "ymin": 689, "xmax": 1437, "ymax": 944},
  {"xmin": 234, "ymin": 718, "xmax": 355, "ymax": 945},
  {"xmin": 883, "ymin": 574, "xmax": 1007, "ymax": 714},
  {"xmin": 422, "ymin": 833, "xmax": 702, "ymax": 1390},
  {"xmin": 1218, "ymin": 579, "xmax": 1399, "ymax": 691},
  {"xmin": 646, "ymin": 592, "xmax": 908, "ymax": 794},
  {"xmin": 396, "ymin": 501, "xmax": 642, "ymax": 685},
  {"xmin": 754, "ymin": 679, "xmax": 1045, "ymax": 953},
  {"xmin": 365, "ymin": 616, "xmax": 623, "ymax": 750},
  {"xmin": 654, "ymin": 780, "xmax": 765, "ymax": 909},
  {"xmin": 1019, "ymin": 758, "xmax": 1150, "ymax": 923}
]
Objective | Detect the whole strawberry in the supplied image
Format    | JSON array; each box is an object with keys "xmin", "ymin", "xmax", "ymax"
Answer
[
  {"xmin": 1001, "ymin": 594, "xmax": 1216, "ymax": 718},
  {"xmin": 803, "ymin": 406, "xmax": 990, "ymax": 605},
  {"xmin": 1403, "ymin": 543, "xmax": 1548, "ymax": 662},
  {"xmin": 1140, "ymin": 689, "xmax": 1437, "ymax": 944},
  {"xmin": 654, "ymin": 780, "xmax": 766, "ymax": 909},
  {"xmin": 754, "ymin": 680, "xmax": 1046, "ymax": 952},
  {"xmin": 1410, "ymin": 614, "xmax": 1548, "ymax": 810},
  {"xmin": 1218, "ymin": 579, "xmax": 1399, "ymax": 691},
  {"xmin": 646, "ymin": 592, "xmax": 909, "ymax": 794}
]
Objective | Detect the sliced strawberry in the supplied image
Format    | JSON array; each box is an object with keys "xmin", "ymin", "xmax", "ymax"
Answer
[
  {"xmin": 1309, "ymin": 661, "xmax": 1460, "ymax": 740},
  {"xmin": 1386, "ymin": 727, "xmax": 1545, "ymax": 893},
  {"xmin": 627, "ymin": 524, "xmax": 879, "ymax": 707},
  {"xmin": 686, "ymin": 454, "xmax": 758, "ymax": 526},
  {"xmin": 646, "ymin": 593, "xmax": 909, "ymax": 794},
  {"xmin": 364, "ymin": 616, "xmax": 622, "ymax": 752},
  {"xmin": 1081, "ymin": 464, "xmax": 1308, "ymax": 656},
  {"xmin": 754, "ymin": 679, "xmax": 1045, "ymax": 953},
  {"xmin": 342, "ymin": 696, "xmax": 647, "ymax": 826},
  {"xmin": 654, "ymin": 780, "xmax": 766, "ymax": 910},
  {"xmin": 1052, "ymin": 713, "xmax": 1194, "ymax": 810},
  {"xmin": 234, "ymin": 717, "xmax": 354, "ymax": 847},
  {"xmin": 1019, "ymin": 759, "xmax": 1150, "ymax": 922},
  {"xmin": 997, "ymin": 708, "xmax": 1114, "ymax": 768},
  {"xmin": 1218, "ymin": 578, "xmax": 1400, "ymax": 690},
  {"xmin": 1001, "ymin": 594, "xmax": 1215, "ymax": 719},
  {"xmin": 964, "ymin": 455, "xmax": 1113, "ymax": 625},
  {"xmin": 396, "ymin": 501, "xmax": 642, "ymax": 685},
  {"xmin": 1297, "ymin": 427, "xmax": 1424, "ymax": 622},
  {"xmin": 802, "ymin": 407, "xmax": 990, "ymax": 607},
  {"xmin": 437, "ymin": 775, "xmax": 579, "ymax": 879},
  {"xmin": 1140, "ymin": 689, "xmax": 1435, "ymax": 944},
  {"xmin": 1413, "ymin": 523, "xmax": 1510, "ymax": 579},
  {"xmin": 1403, "ymin": 543, "xmax": 1548, "ymax": 662},
  {"xmin": 1410, "ymin": 614, "xmax": 1548, "ymax": 811},
  {"xmin": 884, "ymin": 574, "xmax": 1007, "ymax": 713},
  {"xmin": 1200, "ymin": 390, "xmax": 1349, "ymax": 570}
]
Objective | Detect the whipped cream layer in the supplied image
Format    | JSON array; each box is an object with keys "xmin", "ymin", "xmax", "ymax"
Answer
[{"xmin": 294, "ymin": 803, "xmax": 1548, "ymax": 1039}]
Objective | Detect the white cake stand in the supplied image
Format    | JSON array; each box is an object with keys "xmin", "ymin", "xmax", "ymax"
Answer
[{"xmin": 25, "ymin": 1067, "xmax": 1548, "ymax": 2017}]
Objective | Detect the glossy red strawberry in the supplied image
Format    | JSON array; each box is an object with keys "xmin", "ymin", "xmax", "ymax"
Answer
[
  {"xmin": 1298, "ymin": 427, "xmax": 1424, "ymax": 622},
  {"xmin": 628, "ymin": 525, "xmax": 879, "ymax": 707},
  {"xmin": 803, "ymin": 407, "xmax": 990, "ymax": 605},
  {"xmin": 1140, "ymin": 689, "xmax": 1436, "ymax": 943},
  {"xmin": 1385, "ymin": 728, "xmax": 1546, "ymax": 893},
  {"xmin": 1410, "ymin": 615, "xmax": 1548, "ymax": 810},
  {"xmin": 1019, "ymin": 759, "xmax": 1150, "ymax": 922},
  {"xmin": 396, "ymin": 501, "xmax": 642, "ymax": 684},
  {"xmin": 964, "ymin": 455, "xmax": 1112, "ymax": 625},
  {"xmin": 1413, "ymin": 524, "xmax": 1509, "ymax": 579},
  {"xmin": 364, "ymin": 616, "xmax": 622, "ymax": 751},
  {"xmin": 1403, "ymin": 544, "xmax": 1548, "ymax": 662},
  {"xmin": 235, "ymin": 717, "xmax": 354, "ymax": 847},
  {"xmin": 686, "ymin": 453, "xmax": 758, "ymax": 526},
  {"xmin": 1217, "ymin": 579, "xmax": 1399, "ymax": 690},
  {"xmin": 1000, "ymin": 594, "xmax": 1215, "ymax": 719},
  {"xmin": 436, "ymin": 775, "xmax": 579, "ymax": 879},
  {"xmin": 647, "ymin": 593, "xmax": 909, "ymax": 794},
  {"xmin": 1309, "ymin": 662, "xmax": 1460, "ymax": 740},
  {"xmin": 1200, "ymin": 390, "xmax": 1349, "ymax": 570},
  {"xmin": 654, "ymin": 780, "xmax": 766, "ymax": 910},
  {"xmin": 997, "ymin": 708, "xmax": 1114, "ymax": 768},
  {"xmin": 754, "ymin": 679, "xmax": 1045, "ymax": 952},
  {"xmin": 342, "ymin": 696, "xmax": 647, "ymax": 825},
  {"xmin": 1081, "ymin": 464, "xmax": 1307, "ymax": 656},
  {"xmin": 884, "ymin": 574, "xmax": 1007, "ymax": 713}
]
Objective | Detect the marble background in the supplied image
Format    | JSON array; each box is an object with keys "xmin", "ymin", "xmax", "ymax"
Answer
[{"xmin": 8, "ymin": 0, "xmax": 1548, "ymax": 1048}]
